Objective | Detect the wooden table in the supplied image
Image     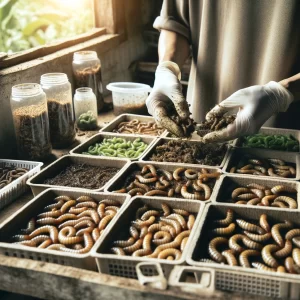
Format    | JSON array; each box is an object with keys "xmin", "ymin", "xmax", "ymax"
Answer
[{"xmin": 0, "ymin": 110, "xmax": 264, "ymax": 300}]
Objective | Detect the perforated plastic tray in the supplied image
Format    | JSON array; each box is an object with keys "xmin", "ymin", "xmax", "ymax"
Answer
[
  {"xmin": 233, "ymin": 126, "xmax": 300, "ymax": 152},
  {"xmin": 0, "ymin": 159, "xmax": 43, "ymax": 210},
  {"xmin": 139, "ymin": 137, "xmax": 231, "ymax": 169},
  {"xmin": 92, "ymin": 196, "xmax": 204, "ymax": 279},
  {"xmin": 70, "ymin": 132, "xmax": 156, "ymax": 161},
  {"xmin": 0, "ymin": 188, "xmax": 129, "ymax": 271},
  {"xmin": 223, "ymin": 147, "xmax": 300, "ymax": 180},
  {"xmin": 186, "ymin": 203, "xmax": 300, "ymax": 298},
  {"xmin": 213, "ymin": 174, "xmax": 300, "ymax": 209},
  {"xmin": 100, "ymin": 113, "xmax": 167, "ymax": 137},
  {"xmin": 105, "ymin": 161, "xmax": 221, "ymax": 203},
  {"xmin": 27, "ymin": 155, "xmax": 130, "ymax": 196}
]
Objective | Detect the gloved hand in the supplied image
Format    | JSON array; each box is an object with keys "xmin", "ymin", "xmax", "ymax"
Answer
[
  {"xmin": 202, "ymin": 81, "xmax": 294, "ymax": 143},
  {"xmin": 146, "ymin": 61, "xmax": 190, "ymax": 137}
]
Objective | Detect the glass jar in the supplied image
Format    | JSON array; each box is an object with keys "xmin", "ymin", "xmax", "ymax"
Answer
[
  {"xmin": 72, "ymin": 51, "xmax": 104, "ymax": 113},
  {"xmin": 74, "ymin": 87, "xmax": 98, "ymax": 130},
  {"xmin": 10, "ymin": 83, "xmax": 52, "ymax": 160},
  {"xmin": 41, "ymin": 73, "xmax": 76, "ymax": 148}
]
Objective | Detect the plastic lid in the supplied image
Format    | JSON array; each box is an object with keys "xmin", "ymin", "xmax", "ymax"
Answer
[
  {"xmin": 74, "ymin": 87, "xmax": 96, "ymax": 100},
  {"xmin": 40, "ymin": 73, "xmax": 69, "ymax": 86},
  {"xmin": 12, "ymin": 83, "xmax": 43, "ymax": 97},
  {"xmin": 73, "ymin": 51, "xmax": 98, "ymax": 61},
  {"xmin": 106, "ymin": 82, "xmax": 151, "ymax": 93}
]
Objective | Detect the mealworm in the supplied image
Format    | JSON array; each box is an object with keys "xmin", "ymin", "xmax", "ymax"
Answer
[
  {"xmin": 174, "ymin": 183, "xmax": 182, "ymax": 194},
  {"xmin": 47, "ymin": 244, "xmax": 66, "ymax": 251},
  {"xmin": 135, "ymin": 175, "xmax": 157, "ymax": 184},
  {"xmin": 199, "ymin": 258, "xmax": 218, "ymax": 263},
  {"xmin": 69, "ymin": 207, "xmax": 88, "ymax": 214},
  {"xmin": 76, "ymin": 195, "xmax": 95, "ymax": 202},
  {"xmin": 141, "ymin": 164, "xmax": 157, "ymax": 176},
  {"xmin": 58, "ymin": 227, "xmax": 83, "ymax": 245},
  {"xmin": 214, "ymin": 210, "xmax": 234, "ymax": 226},
  {"xmin": 141, "ymin": 210, "xmax": 160, "ymax": 221},
  {"xmin": 180, "ymin": 186, "xmax": 203, "ymax": 200},
  {"xmin": 160, "ymin": 203, "xmax": 170, "ymax": 217},
  {"xmin": 78, "ymin": 210, "xmax": 100, "ymax": 224},
  {"xmin": 242, "ymin": 236, "xmax": 263, "ymax": 250},
  {"xmin": 236, "ymin": 219, "xmax": 265, "ymax": 234},
  {"xmin": 265, "ymin": 190, "xmax": 272, "ymax": 196},
  {"xmin": 114, "ymin": 237, "xmax": 136, "ymax": 248},
  {"xmin": 184, "ymin": 169, "xmax": 198, "ymax": 179},
  {"xmin": 274, "ymin": 240, "xmax": 293, "ymax": 258},
  {"xmin": 231, "ymin": 188, "xmax": 250, "ymax": 199},
  {"xmin": 158, "ymin": 169, "xmax": 173, "ymax": 181},
  {"xmin": 55, "ymin": 195, "xmax": 73, "ymax": 202},
  {"xmin": 173, "ymin": 209, "xmax": 190, "ymax": 217},
  {"xmin": 71, "ymin": 244, "xmax": 83, "ymax": 250},
  {"xmin": 128, "ymin": 188, "xmax": 145, "ymax": 196},
  {"xmin": 44, "ymin": 200, "xmax": 64, "ymax": 211},
  {"xmin": 285, "ymin": 229, "xmax": 300, "ymax": 240},
  {"xmin": 132, "ymin": 249, "xmax": 151, "ymax": 257},
  {"xmin": 60, "ymin": 200, "xmax": 76, "ymax": 214},
  {"xmin": 92, "ymin": 228, "xmax": 100, "ymax": 242},
  {"xmin": 167, "ymin": 189, "xmax": 175, "ymax": 197},
  {"xmin": 292, "ymin": 248, "xmax": 300, "ymax": 266},
  {"xmin": 241, "ymin": 164, "xmax": 254, "ymax": 170},
  {"xmin": 98, "ymin": 215, "xmax": 113, "ymax": 231},
  {"xmin": 143, "ymin": 232, "xmax": 153, "ymax": 251},
  {"xmin": 123, "ymin": 238, "xmax": 143, "ymax": 253},
  {"xmin": 173, "ymin": 167, "xmax": 185, "ymax": 181},
  {"xmin": 222, "ymin": 250, "xmax": 238, "ymax": 266},
  {"xmin": 268, "ymin": 158, "xmax": 285, "ymax": 166},
  {"xmin": 160, "ymin": 217, "xmax": 181, "ymax": 235},
  {"xmin": 285, "ymin": 257, "xmax": 300, "ymax": 274},
  {"xmin": 158, "ymin": 248, "xmax": 182, "ymax": 260},
  {"xmin": 144, "ymin": 190, "xmax": 168, "ymax": 197},
  {"xmin": 166, "ymin": 214, "xmax": 187, "ymax": 229},
  {"xmin": 194, "ymin": 182, "xmax": 211, "ymax": 200},
  {"xmin": 271, "ymin": 221, "xmax": 293, "ymax": 247},
  {"xmin": 229, "ymin": 234, "xmax": 245, "ymax": 254},
  {"xmin": 29, "ymin": 226, "xmax": 58, "ymax": 243},
  {"xmin": 236, "ymin": 169, "xmax": 256, "ymax": 175},
  {"xmin": 229, "ymin": 167, "xmax": 236, "ymax": 173},
  {"xmin": 133, "ymin": 179, "xmax": 150, "ymax": 192},
  {"xmin": 259, "ymin": 214, "xmax": 270, "ymax": 233},
  {"xmin": 60, "ymin": 232, "xmax": 93, "ymax": 254},
  {"xmin": 148, "ymin": 224, "xmax": 163, "ymax": 233},
  {"xmin": 74, "ymin": 220, "xmax": 95, "ymax": 230},
  {"xmin": 135, "ymin": 205, "xmax": 149, "ymax": 219},
  {"xmin": 37, "ymin": 239, "xmax": 52, "ymax": 249},
  {"xmin": 76, "ymin": 227, "xmax": 94, "ymax": 236},
  {"xmin": 36, "ymin": 217, "xmax": 57, "ymax": 226},
  {"xmin": 254, "ymin": 166, "xmax": 267, "ymax": 174},
  {"xmin": 250, "ymin": 189, "xmax": 265, "ymax": 198},
  {"xmin": 212, "ymin": 223, "xmax": 236, "ymax": 235},
  {"xmin": 198, "ymin": 172, "xmax": 220, "ymax": 180},
  {"xmin": 76, "ymin": 201, "xmax": 97, "ymax": 209},
  {"xmin": 30, "ymin": 235, "xmax": 50, "ymax": 245},
  {"xmin": 132, "ymin": 216, "xmax": 156, "ymax": 228},
  {"xmin": 261, "ymin": 195, "xmax": 277, "ymax": 206},
  {"xmin": 112, "ymin": 188, "xmax": 127, "ymax": 193},
  {"xmin": 208, "ymin": 237, "xmax": 228, "ymax": 263},
  {"xmin": 271, "ymin": 201, "xmax": 288, "ymax": 208},
  {"xmin": 246, "ymin": 183, "xmax": 268, "ymax": 190},
  {"xmin": 244, "ymin": 231, "xmax": 272, "ymax": 243},
  {"xmin": 58, "ymin": 217, "xmax": 91, "ymax": 229},
  {"xmin": 129, "ymin": 226, "xmax": 139, "ymax": 239},
  {"xmin": 180, "ymin": 237, "xmax": 189, "ymax": 252},
  {"xmin": 239, "ymin": 250, "xmax": 260, "ymax": 268},
  {"xmin": 237, "ymin": 193, "xmax": 257, "ymax": 200},
  {"xmin": 166, "ymin": 256, "xmax": 174, "ymax": 260},
  {"xmin": 152, "ymin": 231, "xmax": 172, "ymax": 245},
  {"xmin": 274, "ymin": 196, "xmax": 297, "ymax": 209},
  {"xmin": 139, "ymin": 226, "xmax": 148, "ymax": 238},
  {"xmin": 271, "ymin": 185, "xmax": 297, "ymax": 194},
  {"xmin": 161, "ymin": 225, "xmax": 176, "ymax": 238},
  {"xmin": 293, "ymin": 237, "xmax": 300, "ymax": 248},
  {"xmin": 247, "ymin": 198, "xmax": 261, "ymax": 205},
  {"xmin": 262, "ymin": 244, "xmax": 280, "ymax": 267},
  {"xmin": 100, "ymin": 199, "xmax": 120, "ymax": 206},
  {"xmin": 252, "ymin": 262, "xmax": 276, "ymax": 272},
  {"xmin": 38, "ymin": 210, "xmax": 61, "ymax": 219}
]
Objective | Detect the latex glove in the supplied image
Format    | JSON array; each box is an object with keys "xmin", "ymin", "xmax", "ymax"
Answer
[
  {"xmin": 146, "ymin": 61, "xmax": 190, "ymax": 137},
  {"xmin": 202, "ymin": 81, "xmax": 294, "ymax": 143}
]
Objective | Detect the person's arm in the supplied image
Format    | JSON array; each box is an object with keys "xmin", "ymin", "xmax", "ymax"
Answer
[{"xmin": 279, "ymin": 73, "xmax": 300, "ymax": 101}]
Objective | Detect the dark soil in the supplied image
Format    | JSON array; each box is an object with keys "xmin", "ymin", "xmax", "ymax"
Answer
[
  {"xmin": 43, "ymin": 163, "xmax": 119, "ymax": 189},
  {"xmin": 149, "ymin": 139, "xmax": 227, "ymax": 165}
]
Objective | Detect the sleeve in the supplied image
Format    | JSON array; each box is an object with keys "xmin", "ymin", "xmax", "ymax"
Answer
[{"xmin": 153, "ymin": 0, "xmax": 190, "ymax": 41}]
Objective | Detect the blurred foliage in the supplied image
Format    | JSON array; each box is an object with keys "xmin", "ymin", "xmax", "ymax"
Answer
[{"xmin": 0, "ymin": 0, "xmax": 94, "ymax": 53}]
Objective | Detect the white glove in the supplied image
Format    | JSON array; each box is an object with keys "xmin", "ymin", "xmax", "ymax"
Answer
[
  {"xmin": 146, "ymin": 61, "xmax": 190, "ymax": 137},
  {"xmin": 202, "ymin": 81, "xmax": 294, "ymax": 143}
]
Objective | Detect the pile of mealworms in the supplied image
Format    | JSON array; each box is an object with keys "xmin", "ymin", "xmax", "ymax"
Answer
[
  {"xmin": 109, "ymin": 202, "xmax": 195, "ymax": 260},
  {"xmin": 169, "ymin": 112, "xmax": 196, "ymax": 138},
  {"xmin": 201, "ymin": 209, "xmax": 300, "ymax": 274},
  {"xmin": 113, "ymin": 164, "xmax": 220, "ymax": 200},
  {"xmin": 227, "ymin": 183, "xmax": 297, "ymax": 208},
  {"xmin": 0, "ymin": 166, "xmax": 28, "ymax": 189},
  {"xmin": 112, "ymin": 119, "xmax": 165, "ymax": 136},
  {"xmin": 229, "ymin": 157, "xmax": 296, "ymax": 178},
  {"xmin": 10, "ymin": 195, "xmax": 122, "ymax": 254}
]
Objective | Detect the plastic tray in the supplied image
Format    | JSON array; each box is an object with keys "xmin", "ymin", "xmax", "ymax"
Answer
[
  {"xmin": 223, "ymin": 147, "xmax": 300, "ymax": 180},
  {"xmin": 186, "ymin": 203, "xmax": 300, "ymax": 298},
  {"xmin": 27, "ymin": 155, "xmax": 130, "ymax": 196},
  {"xmin": 92, "ymin": 196, "xmax": 204, "ymax": 279},
  {"xmin": 70, "ymin": 132, "xmax": 156, "ymax": 161},
  {"xmin": 105, "ymin": 161, "xmax": 221, "ymax": 203},
  {"xmin": 0, "ymin": 159, "xmax": 43, "ymax": 210},
  {"xmin": 213, "ymin": 174, "xmax": 300, "ymax": 209},
  {"xmin": 100, "ymin": 113, "xmax": 167, "ymax": 137},
  {"xmin": 0, "ymin": 188, "xmax": 129, "ymax": 271},
  {"xmin": 234, "ymin": 126, "xmax": 300, "ymax": 152},
  {"xmin": 139, "ymin": 137, "xmax": 231, "ymax": 169}
]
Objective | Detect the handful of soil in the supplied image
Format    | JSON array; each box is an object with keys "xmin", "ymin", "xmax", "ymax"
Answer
[
  {"xmin": 149, "ymin": 139, "xmax": 227, "ymax": 165},
  {"xmin": 196, "ymin": 113, "xmax": 236, "ymax": 137},
  {"xmin": 43, "ymin": 163, "xmax": 119, "ymax": 189}
]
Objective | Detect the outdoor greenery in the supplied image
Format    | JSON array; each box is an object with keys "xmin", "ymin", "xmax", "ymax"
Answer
[{"xmin": 0, "ymin": 0, "xmax": 94, "ymax": 53}]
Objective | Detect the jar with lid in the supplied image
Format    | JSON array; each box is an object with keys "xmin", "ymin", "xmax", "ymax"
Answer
[
  {"xmin": 10, "ymin": 83, "xmax": 52, "ymax": 160},
  {"xmin": 72, "ymin": 51, "xmax": 104, "ymax": 113},
  {"xmin": 74, "ymin": 87, "xmax": 98, "ymax": 130},
  {"xmin": 40, "ymin": 73, "xmax": 75, "ymax": 148}
]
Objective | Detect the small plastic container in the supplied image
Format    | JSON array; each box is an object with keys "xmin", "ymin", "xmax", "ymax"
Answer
[
  {"xmin": 106, "ymin": 82, "xmax": 151, "ymax": 115},
  {"xmin": 74, "ymin": 87, "xmax": 98, "ymax": 130},
  {"xmin": 41, "ymin": 73, "xmax": 76, "ymax": 148},
  {"xmin": 72, "ymin": 51, "xmax": 104, "ymax": 113},
  {"xmin": 10, "ymin": 83, "xmax": 52, "ymax": 161}
]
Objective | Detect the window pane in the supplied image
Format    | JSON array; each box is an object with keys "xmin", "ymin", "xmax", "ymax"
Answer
[{"xmin": 0, "ymin": 0, "xmax": 95, "ymax": 54}]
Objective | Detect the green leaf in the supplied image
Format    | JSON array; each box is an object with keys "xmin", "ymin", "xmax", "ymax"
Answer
[{"xmin": 22, "ymin": 18, "xmax": 51, "ymax": 36}]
